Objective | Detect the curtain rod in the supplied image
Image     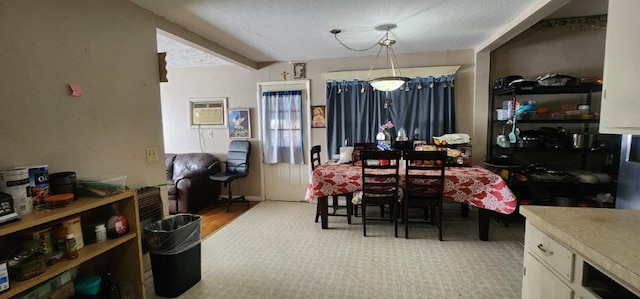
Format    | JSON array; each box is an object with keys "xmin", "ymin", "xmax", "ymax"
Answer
[{"xmin": 322, "ymin": 66, "xmax": 460, "ymax": 81}]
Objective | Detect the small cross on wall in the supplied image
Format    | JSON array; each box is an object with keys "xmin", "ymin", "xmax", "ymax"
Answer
[{"xmin": 281, "ymin": 71, "xmax": 290, "ymax": 81}]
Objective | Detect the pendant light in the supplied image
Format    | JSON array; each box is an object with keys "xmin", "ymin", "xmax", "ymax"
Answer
[{"xmin": 331, "ymin": 24, "xmax": 410, "ymax": 92}]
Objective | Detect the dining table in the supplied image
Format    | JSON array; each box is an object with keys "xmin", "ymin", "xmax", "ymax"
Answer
[{"xmin": 305, "ymin": 162, "xmax": 517, "ymax": 240}]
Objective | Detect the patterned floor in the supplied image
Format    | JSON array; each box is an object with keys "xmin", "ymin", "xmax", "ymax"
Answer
[{"xmin": 145, "ymin": 201, "xmax": 525, "ymax": 298}]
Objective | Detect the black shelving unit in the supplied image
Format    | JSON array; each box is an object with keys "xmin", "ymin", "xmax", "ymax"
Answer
[
  {"xmin": 487, "ymin": 83, "xmax": 617, "ymax": 209},
  {"xmin": 489, "ymin": 84, "xmax": 603, "ymax": 169},
  {"xmin": 492, "ymin": 84, "xmax": 602, "ymax": 96},
  {"xmin": 491, "ymin": 119, "xmax": 600, "ymax": 124},
  {"xmin": 487, "ymin": 84, "xmax": 602, "ymax": 165}
]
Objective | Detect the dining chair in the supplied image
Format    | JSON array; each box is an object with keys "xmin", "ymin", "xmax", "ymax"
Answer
[
  {"xmin": 360, "ymin": 150, "xmax": 402, "ymax": 237},
  {"xmin": 352, "ymin": 142, "xmax": 378, "ymax": 217},
  {"xmin": 402, "ymin": 150, "xmax": 447, "ymax": 240},
  {"xmin": 311, "ymin": 145, "xmax": 353, "ymax": 224}
]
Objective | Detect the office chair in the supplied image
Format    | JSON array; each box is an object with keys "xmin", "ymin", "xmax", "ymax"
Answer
[{"xmin": 209, "ymin": 140, "xmax": 251, "ymax": 212}]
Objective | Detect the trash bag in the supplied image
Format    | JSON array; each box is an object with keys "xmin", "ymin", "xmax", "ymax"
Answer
[{"xmin": 144, "ymin": 214, "xmax": 201, "ymax": 255}]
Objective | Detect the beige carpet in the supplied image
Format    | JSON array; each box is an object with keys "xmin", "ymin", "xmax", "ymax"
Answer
[{"xmin": 146, "ymin": 201, "xmax": 525, "ymax": 298}]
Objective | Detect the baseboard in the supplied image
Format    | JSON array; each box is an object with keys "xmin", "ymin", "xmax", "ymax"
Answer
[
  {"xmin": 244, "ymin": 196, "xmax": 262, "ymax": 202},
  {"xmin": 217, "ymin": 195, "xmax": 263, "ymax": 202}
]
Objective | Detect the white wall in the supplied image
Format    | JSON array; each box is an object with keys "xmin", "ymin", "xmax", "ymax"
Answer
[
  {"xmin": 160, "ymin": 49, "xmax": 475, "ymax": 198},
  {"xmin": 491, "ymin": 22, "xmax": 606, "ymax": 82},
  {"xmin": 161, "ymin": 65, "xmax": 256, "ymax": 154},
  {"xmin": 490, "ymin": 22, "xmax": 606, "ymax": 121},
  {"xmin": 0, "ymin": 1, "xmax": 166, "ymax": 191}
]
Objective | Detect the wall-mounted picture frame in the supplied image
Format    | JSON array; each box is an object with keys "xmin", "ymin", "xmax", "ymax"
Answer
[
  {"xmin": 311, "ymin": 105, "xmax": 326, "ymax": 128},
  {"xmin": 228, "ymin": 108, "xmax": 251, "ymax": 139},
  {"xmin": 293, "ymin": 62, "xmax": 306, "ymax": 79},
  {"xmin": 189, "ymin": 97, "xmax": 227, "ymax": 128}
]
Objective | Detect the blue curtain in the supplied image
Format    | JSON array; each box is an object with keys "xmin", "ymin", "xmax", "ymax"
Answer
[
  {"xmin": 326, "ymin": 75, "xmax": 455, "ymax": 156},
  {"xmin": 261, "ymin": 90, "xmax": 304, "ymax": 164}
]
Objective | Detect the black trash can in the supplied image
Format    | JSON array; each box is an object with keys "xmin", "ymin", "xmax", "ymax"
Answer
[{"xmin": 144, "ymin": 214, "xmax": 201, "ymax": 298}]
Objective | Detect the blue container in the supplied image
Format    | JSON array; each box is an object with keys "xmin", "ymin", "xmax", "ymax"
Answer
[{"xmin": 74, "ymin": 274, "xmax": 101, "ymax": 295}]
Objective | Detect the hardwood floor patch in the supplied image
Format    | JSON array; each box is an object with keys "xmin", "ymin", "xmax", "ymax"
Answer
[{"xmin": 196, "ymin": 201, "xmax": 260, "ymax": 239}]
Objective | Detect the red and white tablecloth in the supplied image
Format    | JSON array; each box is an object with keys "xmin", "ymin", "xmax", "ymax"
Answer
[{"xmin": 305, "ymin": 163, "xmax": 516, "ymax": 215}]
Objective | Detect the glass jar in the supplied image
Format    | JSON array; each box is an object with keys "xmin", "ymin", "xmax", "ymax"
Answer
[
  {"xmin": 95, "ymin": 224, "xmax": 107, "ymax": 243},
  {"xmin": 65, "ymin": 233, "xmax": 78, "ymax": 259}
]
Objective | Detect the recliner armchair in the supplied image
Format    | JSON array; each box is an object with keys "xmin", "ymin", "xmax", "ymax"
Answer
[
  {"xmin": 165, "ymin": 153, "xmax": 221, "ymax": 214},
  {"xmin": 209, "ymin": 140, "xmax": 251, "ymax": 212}
]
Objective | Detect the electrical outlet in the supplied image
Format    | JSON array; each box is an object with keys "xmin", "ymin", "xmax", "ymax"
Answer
[{"xmin": 146, "ymin": 147, "xmax": 158, "ymax": 162}]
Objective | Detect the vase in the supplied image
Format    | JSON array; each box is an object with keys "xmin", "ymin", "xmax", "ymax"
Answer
[{"xmin": 384, "ymin": 130, "xmax": 392, "ymax": 141}]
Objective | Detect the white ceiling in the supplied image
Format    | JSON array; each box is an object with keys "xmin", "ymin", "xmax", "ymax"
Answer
[
  {"xmin": 141, "ymin": 0, "xmax": 608, "ymax": 68},
  {"xmin": 156, "ymin": 34, "xmax": 231, "ymax": 68}
]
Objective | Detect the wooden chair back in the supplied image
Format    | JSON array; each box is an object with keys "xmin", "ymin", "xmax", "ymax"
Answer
[
  {"xmin": 352, "ymin": 143, "xmax": 378, "ymax": 164},
  {"xmin": 402, "ymin": 150, "xmax": 447, "ymax": 240},
  {"xmin": 311, "ymin": 145, "xmax": 322, "ymax": 170},
  {"xmin": 360, "ymin": 150, "xmax": 402, "ymax": 237}
]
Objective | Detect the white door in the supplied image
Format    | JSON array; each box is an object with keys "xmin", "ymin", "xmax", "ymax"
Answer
[{"xmin": 257, "ymin": 80, "xmax": 312, "ymax": 201}]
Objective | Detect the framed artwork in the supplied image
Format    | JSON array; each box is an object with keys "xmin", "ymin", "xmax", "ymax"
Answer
[
  {"xmin": 311, "ymin": 105, "xmax": 326, "ymax": 128},
  {"xmin": 293, "ymin": 62, "xmax": 306, "ymax": 79},
  {"xmin": 228, "ymin": 108, "xmax": 251, "ymax": 138},
  {"xmin": 189, "ymin": 97, "xmax": 227, "ymax": 128}
]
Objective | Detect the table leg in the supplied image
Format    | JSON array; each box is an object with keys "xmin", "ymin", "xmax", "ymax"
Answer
[
  {"xmin": 319, "ymin": 196, "xmax": 328, "ymax": 229},
  {"xmin": 478, "ymin": 208, "xmax": 490, "ymax": 241},
  {"xmin": 460, "ymin": 203, "xmax": 469, "ymax": 218}
]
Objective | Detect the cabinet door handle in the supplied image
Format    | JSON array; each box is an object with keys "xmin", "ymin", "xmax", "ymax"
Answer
[{"xmin": 537, "ymin": 243, "xmax": 553, "ymax": 256}]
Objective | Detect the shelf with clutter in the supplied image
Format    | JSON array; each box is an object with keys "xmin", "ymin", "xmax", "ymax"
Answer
[
  {"xmin": 395, "ymin": 133, "xmax": 472, "ymax": 167},
  {"xmin": 0, "ymin": 191, "xmax": 144, "ymax": 298},
  {"xmin": 486, "ymin": 75, "xmax": 619, "ymax": 208}
]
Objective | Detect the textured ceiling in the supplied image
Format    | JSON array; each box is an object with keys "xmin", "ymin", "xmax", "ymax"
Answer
[
  {"xmin": 138, "ymin": 0, "xmax": 608, "ymax": 68},
  {"xmin": 156, "ymin": 34, "xmax": 231, "ymax": 68}
]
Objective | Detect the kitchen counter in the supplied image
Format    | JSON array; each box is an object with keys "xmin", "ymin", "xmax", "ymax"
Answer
[{"xmin": 520, "ymin": 205, "xmax": 640, "ymax": 295}]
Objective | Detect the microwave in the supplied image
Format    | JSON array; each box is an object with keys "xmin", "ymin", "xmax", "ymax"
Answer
[{"xmin": 0, "ymin": 192, "xmax": 20, "ymax": 225}]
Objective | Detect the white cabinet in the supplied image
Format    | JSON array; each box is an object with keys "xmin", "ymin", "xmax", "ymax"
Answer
[
  {"xmin": 599, "ymin": 0, "xmax": 640, "ymax": 134},
  {"xmin": 522, "ymin": 221, "xmax": 639, "ymax": 299},
  {"xmin": 521, "ymin": 206, "xmax": 640, "ymax": 298},
  {"xmin": 522, "ymin": 222, "xmax": 575, "ymax": 299},
  {"xmin": 522, "ymin": 251, "xmax": 573, "ymax": 299},
  {"xmin": 524, "ymin": 223, "xmax": 575, "ymax": 282}
]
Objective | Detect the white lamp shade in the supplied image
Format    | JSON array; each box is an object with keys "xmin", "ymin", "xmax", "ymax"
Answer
[{"xmin": 368, "ymin": 76, "xmax": 410, "ymax": 92}]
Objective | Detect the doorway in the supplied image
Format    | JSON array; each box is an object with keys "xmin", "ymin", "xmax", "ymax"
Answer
[{"xmin": 257, "ymin": 80, "xmax": 312, "ymax": 202}]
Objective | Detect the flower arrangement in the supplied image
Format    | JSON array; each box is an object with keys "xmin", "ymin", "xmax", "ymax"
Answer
[
  {"xmin": 379, "ymin": 120, "xmax": 394, "ymax": 133},
  {"xmin": 378, "ymin": 120, "xmax": 395, "ymax": 141}
]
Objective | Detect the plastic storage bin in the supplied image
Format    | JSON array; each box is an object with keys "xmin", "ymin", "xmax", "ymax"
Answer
[
  {"xmin": 7, "ymin": 239, "xmax": 47, "ymax": 281},
  {"xmin": 144, "ymin": 214, "xmax": 201, "ymax": 298},
  {"xmin": 14, "ymin": 266, "xmax": 78, "ymax": 299},
  {"xmin": 77, "ymin": 175, "xmax": 126, "ymax": 197},
  {"xmin": 74, "ymin": 274, "xmax": 101, "ymax": 295}
]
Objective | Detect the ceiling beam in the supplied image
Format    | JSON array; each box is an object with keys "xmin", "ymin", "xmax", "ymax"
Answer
[
  {"xmin": 154, "ymin": 15, "xmax": 259, "ymax": 70},
  {"xmin": 475, "ymin": 0, "xmax": 572, "ymax": 53}
]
